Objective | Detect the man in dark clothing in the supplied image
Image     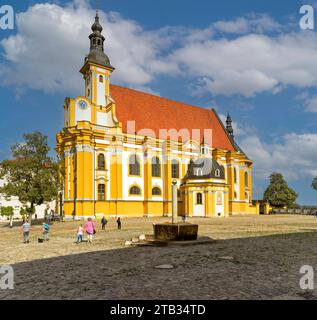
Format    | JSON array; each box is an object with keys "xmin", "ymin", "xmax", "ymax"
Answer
[
  {"xmin": 117, "ymin": 217, "xmax": 122, "ymax": 230},
  {"xmin": 101, "ymin": 216, "xmax": 108, "ymax": 230}
]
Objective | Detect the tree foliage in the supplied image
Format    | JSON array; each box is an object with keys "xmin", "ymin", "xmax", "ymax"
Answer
[
  {"xmin": 312, "ymin": 177, "xmax": 317, "ymax": 191},
  {"xmin": 263, "ymin": 172, "xmax": 298, "ymax": 208},
  {"xmin": 0, "ymin": 206, "xmax": 14, "ymax": 218},
  {"xmin": 0, "ymin": 132, "xmax": 58, "ymax": 222}
]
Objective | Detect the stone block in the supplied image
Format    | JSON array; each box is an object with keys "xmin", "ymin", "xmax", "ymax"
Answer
[{"xmin": 153, "ymin": 223, "xmax": 198, "ymax": 241}]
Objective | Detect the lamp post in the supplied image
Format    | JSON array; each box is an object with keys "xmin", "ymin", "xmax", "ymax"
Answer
[{"xmin": 172, "ymin": 180, "xmax": 178, "ymax": 224}]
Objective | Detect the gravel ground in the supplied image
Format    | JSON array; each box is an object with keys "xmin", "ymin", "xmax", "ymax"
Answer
[{"xmin": 1, "ymin": 215, "xmax": 317, "ymax": 300}]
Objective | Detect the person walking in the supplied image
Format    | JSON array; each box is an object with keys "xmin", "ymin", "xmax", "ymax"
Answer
[
  {"xmin": 42, "ymin": 222, "xmax": 50, "ymax": 241},
  {"xmin": 76, "ymin": 224, "xmax": 83, "ymax": 244},
  {"xmin": 84, "ymin": 218, "xmax": 95, "ymax": 243},
  {"xmin": 22, "ymin": 220, "xmax": 30, "ymax": 243},
  {"xmin": 116, "ymin": 217, "xmax": 122, "ymax": 230},
  {"xmin": 101, "ymin": 216, "xmax": 108, "ymax": 230}
]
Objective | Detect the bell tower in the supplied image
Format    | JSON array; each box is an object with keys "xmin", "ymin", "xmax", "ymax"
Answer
[{"xmin": 80, "ymin": 11, "xmax": 115, "ymax": 107}]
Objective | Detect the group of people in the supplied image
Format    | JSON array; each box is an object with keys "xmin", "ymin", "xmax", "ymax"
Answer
[
  {"xmin": 76, "ymin": 216, "xmax": 122, "ymax": 243},
  {"xmin": 22, "ymin": 216, "xmax": 122, "ymax": 244},
  {"xmin": 22, "ymin": 220, "xmax": 50, "ymax": 244}
]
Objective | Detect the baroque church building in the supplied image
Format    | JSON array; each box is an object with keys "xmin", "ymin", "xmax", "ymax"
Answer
[{"xmin": 56, "ymin": 12, "xmax": 259, "ymax": 219}]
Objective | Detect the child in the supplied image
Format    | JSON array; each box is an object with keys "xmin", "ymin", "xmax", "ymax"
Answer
[
  {"xmin": 42, "ymin": 222, "xmax": 50, "ymax": 241},
  {"xmin": 76, "ymin": 224, "xmax": 83, "ymax": 244}
]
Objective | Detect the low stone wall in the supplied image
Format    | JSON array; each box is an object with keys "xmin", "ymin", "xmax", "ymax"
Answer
[{"xmin": 272, "ymin": 207, "xmax": 317, "ymax": 215}]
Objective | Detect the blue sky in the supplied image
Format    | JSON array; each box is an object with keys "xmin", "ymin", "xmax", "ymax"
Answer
[{"xmin": 0, "ymin": 0, "xmax": 317, "ymax": 204}]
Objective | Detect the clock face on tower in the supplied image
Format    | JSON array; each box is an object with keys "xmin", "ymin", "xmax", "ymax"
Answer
[{"xmin": 78, "ymin": 100, "xmax": 88, "ymax": 110}]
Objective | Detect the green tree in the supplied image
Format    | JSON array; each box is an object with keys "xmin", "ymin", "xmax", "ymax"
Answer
[
  {"xmin": 0, "ymin": 206, "xmax": 14, "ymax": 228},
  {"xmin": 0, "ymin": 132, "xmax": 58, "ymax": 224},
  {"xmin": 263, "ymin": 172, "xmax": 298, "ymax": 208},
  {"xmin": 312, "ymin": 177, "xmax": 317, "ymax": 191}
]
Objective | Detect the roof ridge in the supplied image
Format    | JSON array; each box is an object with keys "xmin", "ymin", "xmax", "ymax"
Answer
[{"xmin": 110, "ymin": 84, "xmax": 213, "ymax": 113}]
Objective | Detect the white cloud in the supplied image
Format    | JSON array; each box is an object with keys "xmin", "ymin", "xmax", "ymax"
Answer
[
  {"xmin": 213, "ymin": 14, "xmax": 281, "ymax": 34},
  {"xmin": 297, "ymin": 92, "xmax": 317, "ymax": 113},
  {"xmin": 2, "ymin": 2, "xmax": 317, "ymax": 103},
  {"xmin": 169, "ymin": 32, "xmax": 317, "ymax": 97},
  {"xmin": 239, "ymin": 133, "xmax": 317, "ymax": 180},
  {"xmin": 0, "ymin": 1, "xmax": 174, "ymax": 94}
]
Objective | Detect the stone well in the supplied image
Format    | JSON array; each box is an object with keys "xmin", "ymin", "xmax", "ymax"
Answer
[{"xmin": 153, "ymin": 223, "xmax": 199, "ymax": 241}]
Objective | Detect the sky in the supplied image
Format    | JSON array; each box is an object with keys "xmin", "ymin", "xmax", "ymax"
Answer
[{"xmin": 0, "ymin": 0, "xmax": 316, "ymax": 204}]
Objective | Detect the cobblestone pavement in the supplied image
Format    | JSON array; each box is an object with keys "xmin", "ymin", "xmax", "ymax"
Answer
[{"xmin": 1, "ymin": 215, "xmax": 317, "ymax": 300}]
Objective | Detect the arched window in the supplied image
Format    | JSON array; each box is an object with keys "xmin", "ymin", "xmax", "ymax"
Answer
[
  {"xmin": 129, "ymin": 154, "xmax": 140, "ymax": 176},
  {"xmin": 171, "ymin": 159, "xmax": 180, "ymax": 179},
  {"xmin": 234, "ymin": 191, "xmax": 237, "ymax": 199},
  {"xmin": 195, "ymin": 168, "xmax": 203, "ymax": 176},
  {"xmin": 97, "ymin": 154, "xmax": 105, "ymax": 170},
  {"xmin": 152, "ymin": 157, "xmax": 161, "ymax": 177},
  {"xmin": 152, "ymin": 187, "xmax": 162, "ymax": 196},
  {"xmin": 93, "ymin": 39, "xmax": 96, "ymax": 45},
  {"xmin": 129, "ymin": 185, "xmax": 141, "ymax": 195},
  {"xmin": 245, "ymin": 172, "xmax": 249, "ymax": 188},
  {"xmin": 99, "ymin": 75, "xmax": 103, "ymax": 83},
  {"xmin": 234, "ymin": 168, "xmax": 237, "ymax": 184},
  {"xmin": 98, "ymin": 184, "xmax": 105, "ymax": 200},
  {"xmin": 215, "ymin": 169, "xmax": 220, "ymax": 178},
  {"xmin": 196, "ymin": 193, "xmax": 203, "ymax": 205},
  {"xmin": 98, "ymin": 39, "xmax": 101, "ymax": 46}
]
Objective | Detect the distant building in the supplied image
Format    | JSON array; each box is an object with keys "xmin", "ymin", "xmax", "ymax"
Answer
[
  {"xmin": 56, "ymin": 12, "xmax": 259, "ymax": 219},
  {"xmin": 0, "ymin": 177, "xmax": 55, "ymax": 221}
]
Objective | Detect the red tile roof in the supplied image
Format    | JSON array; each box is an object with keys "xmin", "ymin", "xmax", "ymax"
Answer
[{"xmin": 110, "ymin": 84, "xmax": 235, "ymax": 151}]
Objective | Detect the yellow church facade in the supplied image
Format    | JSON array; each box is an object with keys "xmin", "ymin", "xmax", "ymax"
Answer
[{"xmin": 56, "ymin": 13, "xmax": 259, "ymax": 219}]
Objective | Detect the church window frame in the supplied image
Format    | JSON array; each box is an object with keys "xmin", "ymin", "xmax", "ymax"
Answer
[
  {"xmin": 129, "ymin": 154, "xmax": 141, "ymax": 176},
  {"xmin": 234, "ymin": 167, "xmax": 237, "ymax": 184},
  {"xmin": 152, "ymin": 186, "xmax": 162, "ymax": 196},
  {"xmin": 151, "ymin": 157, "xmax": 161, "ymax": 178},
  {"xmin": 196, "ymin": 192, "xmax": 203, "ymax": 205},
  {"xmin": 171, "ymin": 159, "xmax": 180, "ymax": 179},
  {"xmin": 245, "ymin": 171, "xmax": 249, "ymax": 188},
  {"xmin": 98, "ymin": 183, "xmax": 106, "ymax": 201},
  {"xmin": 129, "ymin": 185, "xmax": 141, "ymax": 196},
  {"xmin": 97, "ymin": 153, "xmax": 106, "ymax": 171}
]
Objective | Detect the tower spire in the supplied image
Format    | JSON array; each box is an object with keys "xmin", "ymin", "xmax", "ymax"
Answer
[
  {"xmin": 226, "ymin": 113, "xmax": 234, "ymax": 140},
  {"xmin": 82, "ymin": 5, "xmax": 114, "ymax": 70},
  {"xmin": 96, "ymin": 0, "xmax": 99, "ymax": 16}
]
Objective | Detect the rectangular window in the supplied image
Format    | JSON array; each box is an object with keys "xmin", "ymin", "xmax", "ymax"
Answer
[
  {"xmin": 98, "ymin": 184, "xmax": 105, "ymax": 200},
  {"xmin": 172, "ymin": 161, "xmax": 180, "ymax": 179}
]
